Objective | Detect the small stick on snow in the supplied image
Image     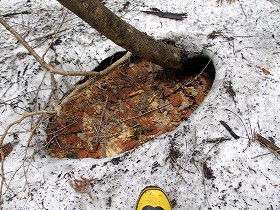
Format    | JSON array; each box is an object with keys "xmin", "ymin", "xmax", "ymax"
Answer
[
  {"xmin": 254, "ymin": 132, "xmax": 280, "ymax": 155},
  {"xmin": 219, "ymin": 120, "xmax": 240, "ymax": 139}
]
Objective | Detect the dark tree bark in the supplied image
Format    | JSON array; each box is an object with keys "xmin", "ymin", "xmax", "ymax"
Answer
[{"xmin": 56, "ymin": 0, "xmax": 195, "ymax": 71}]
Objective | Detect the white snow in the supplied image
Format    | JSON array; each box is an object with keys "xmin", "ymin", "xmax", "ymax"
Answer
[{"xmin": 0, "ymin": 0, "xmax": 279, "ymax": 209}]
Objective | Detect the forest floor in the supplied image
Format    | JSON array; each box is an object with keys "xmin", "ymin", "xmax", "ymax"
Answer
[{"xmin": 0, "ymin": 0, "xmax": 279, "ymax": 209}]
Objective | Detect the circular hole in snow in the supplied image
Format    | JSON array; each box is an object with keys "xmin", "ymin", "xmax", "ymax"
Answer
[{"xmin": 46, "ymin": 51, "xmax": 215, "ymax": 158}]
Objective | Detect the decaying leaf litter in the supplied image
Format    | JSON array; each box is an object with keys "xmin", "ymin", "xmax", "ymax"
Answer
[{"xmin": 47, "ymin": 56, "xmax": 214, "ymax": 158}]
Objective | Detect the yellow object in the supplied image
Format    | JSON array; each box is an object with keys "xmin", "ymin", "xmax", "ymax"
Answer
[{"xmin": 136, "ymin": 186, "xmax": 172, "ymax": 210}]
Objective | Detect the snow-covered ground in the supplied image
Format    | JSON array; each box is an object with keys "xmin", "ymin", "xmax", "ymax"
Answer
[{"xmin": 0, "ymin": 0, "xmax": 279, "ymax": 209}]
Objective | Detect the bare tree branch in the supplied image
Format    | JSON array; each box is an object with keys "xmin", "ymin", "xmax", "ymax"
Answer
[
  {"xmin": 0, "ymin": 110, "xmax": 55, "ymax": 204},
  {"xmin": 59, "ymin": 51, "xmax": 132, "ymax": 107},
  {"xmin": 56, "ymin": 0, "xmax": 196, "ymax": 71},
  {"xmin": 0, "ymin": 17, "xmax": 123, "ymax": 77}
]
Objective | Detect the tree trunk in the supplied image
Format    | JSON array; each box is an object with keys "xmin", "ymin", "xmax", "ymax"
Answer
[{"xmin": 56, "ymin": 0, "xmax": 193, "ymax": 71}]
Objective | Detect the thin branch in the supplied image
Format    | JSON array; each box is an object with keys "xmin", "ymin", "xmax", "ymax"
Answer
[
  {"xmin": 0, "ymin": 111, "xmax": 55, "ymax": 147},
  {"xmin": 0, "ymin": 12, "xmax": 133, "ymax": 207},
  {"xmin": 0, "ymin": 110, "xmax": 55, "ymax": 204},
  {"xmin": 183, "ymin": 50, "xmax": 216, "ymax": 86},
  {"xmin": 0, "ymin": 17, "xmax": 129, "ymax": 77},
  {"xmin": 28, "ymin": 28, "xmax": 69, "ymax": 42},
  {"xmin": 251, "ymin": 151, "xmax": 280, "ymax": 159},
  {"xmin": 59, "ymin": 51, "xmax": 132, "ymax": 107},
  {"xmin": 238, "ymin": 0, "xmax": 247, "ymax": 19},
  {"xmin": 1, "ymin": 11, "xmax": 31, "ymax": 17},
  {"xmin": 225, "ymin": 109, "xmax": 253, "ymax": 144},
  {"xmin": 42, "ymin": 10, "xmax": 68, "ymax": 60},
  {"xmin": 216, "ymin": 0, "xmax": 236, "ymax": 4},
  {"xmin": 254, "ymin": 132, "xmax": 280, "ymax": 155}
]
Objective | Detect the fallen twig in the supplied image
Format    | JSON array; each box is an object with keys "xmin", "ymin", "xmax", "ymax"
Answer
[
  {"xmin": 219, "ymin": 120, "xmax": 240, "ymax": 139},
  {"xmin": 254, "ymin": 132, "xmax": 280, "ymax": 155},
  {"xmin": 205, "ymin": 137, "xmax": 231, "ymax": 143},
  {"xmin": 59, "ymin": 51, "xmax": 132, "ymax": 107},
  {"xmin": 251, "ymin": 151, "xmax": 279, "ymax": 159},
  {"xmin": 1, "ymin": 11, "xmax": 31, "ymax": 17},
  {"xmin": 0, "ymin": 110, "xmax": 55, "ymax": 204},
  {"xmin": 0, "ymin": 17, "xmax": 129, "ymax": 77},
  {"xmin": 28, "ymin": 28, "xmax": 69, "ymax": 42},
  {"xmin": 42, "ymin": 10, "xmax": 68, "ymax": 60},
  {"xmin": 225, "ymin": 109, "xmax": 253, "ymax": 144},
  {"xmin": 216, "ymin": 0, "xmax": 236, "ymax": 4},
  {"xmin": 141, "ymin": 10, "xmax": 187, "ymax": 20}
]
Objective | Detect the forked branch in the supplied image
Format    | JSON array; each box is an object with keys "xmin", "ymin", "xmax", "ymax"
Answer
[{"xmin": 0, "ymin": 17, "xmax": 128, "ymax": 77}]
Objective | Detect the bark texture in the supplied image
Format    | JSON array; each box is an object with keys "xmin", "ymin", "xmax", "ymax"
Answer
[{"xmin": 56, "ymin": 0, "xmax": 193, "ymax": 71}]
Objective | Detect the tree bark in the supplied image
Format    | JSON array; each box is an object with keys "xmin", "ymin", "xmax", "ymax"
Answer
[{"xmin": 56, "ymin": 0, "xmax": 193, "ymax": 71}]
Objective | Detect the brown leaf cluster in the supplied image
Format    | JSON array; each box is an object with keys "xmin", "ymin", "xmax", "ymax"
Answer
[
  {"xmin": 0, "ymin": 143, "xmax": 13, "ymax": 159},
  {"xmin": 69, "ymin": 176, "xmax": 93, "ymax": 199}
]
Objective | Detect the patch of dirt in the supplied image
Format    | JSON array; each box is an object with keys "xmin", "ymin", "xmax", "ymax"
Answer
[{"xmin": 46, "ymin": 56, "xmax": 214, "ymax": 158}]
